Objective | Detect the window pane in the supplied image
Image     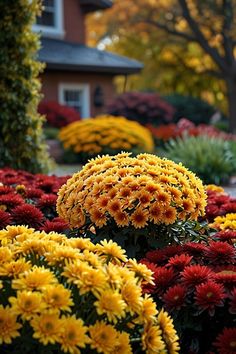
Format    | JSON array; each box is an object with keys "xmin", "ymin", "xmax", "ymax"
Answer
[
  {"xmin": 37, "ymin": 11, "xmax": 55, "ymax": 26},
  {"xmin": 36, "ymin": 0, "xmax": 55, "ymax": 27},
  {"xmin": 63, "ymin": 89, "xmax": 82, "ymax": 114},
  {"xmin": 44, "ymin": 0, "xmax": 54, "ymax": 7}
]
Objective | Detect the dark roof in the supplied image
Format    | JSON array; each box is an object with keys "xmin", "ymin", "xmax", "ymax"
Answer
[
  {"xmin": 80, "ymin": 0, "xmax": 113, "ymax": 13},
  {"xmin": 38, "ymin": 38, "xmax": 143, "ymax": 75}
]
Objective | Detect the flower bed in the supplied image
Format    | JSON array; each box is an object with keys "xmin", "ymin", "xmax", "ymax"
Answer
[
  {"xmin": 59, "ymin": 115, "xmax": 154, "ymax": 163},
  {"xmin": 0, "ymin": 225, "xmax": 179, "ymax": 354},
  {"xmin": 0, "ymin": 168, "xmax": 69, "ymax": 232},
  {"xmin": 140, "ymin": 235, "xmax": 236, "ymax": 353}
]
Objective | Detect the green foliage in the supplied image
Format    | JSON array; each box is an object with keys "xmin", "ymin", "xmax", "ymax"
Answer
[
  {"xmin": 44, "ymin": 127, "xmax": 59, "ymax": 140},
  {"xmin": 163, "ymin": 136, "xmax": 236, "ymax": 185},
  {"xmin": 0, "ymin": 0, "xmax": 51, "ymax": 173},
  {"xmin": 164, "ymin": 94, "xmax": 222, "ymax": 125}
]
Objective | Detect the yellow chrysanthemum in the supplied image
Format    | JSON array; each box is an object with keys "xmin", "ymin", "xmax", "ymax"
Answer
[
  {"xmin": 0, "ymin": 258, "xmax": 31, "ymax": 277},
  {"xmin": 9, "ymin": 291, "xmax": 45, "ymax": 320},
  {"xmin": 157, "ymin": 310, "xmax": 180, "ymax": 353},
  {"xmin": 0, "ymin": 225, "xmax": 34, "ymax": 244},
  {"xmin": 0, "ymin": 306, "xmax": 22, "ymax": 344},
  {"xmin": 126, "ymin": 259, "xmax": 154, "ymax": 284},
  {"xmin": 59, "ymin": 115, "xmax": 154, "ymax": 157},
  {"xmin": 142, "ymin": 323, "xmax": 166, "ymax": 353},
  {"xmin": 94, "ymin": 289, "xmax": 126, "ymax": 323},
  {"xmin": 31, "ymin": 312, "xmax": 62, "ymax": 345},
  {"xmin": 206, "ymin": 184, "xmax": 225, "ymax": 193},
  {"xmin": 59, "ymin": 315, "xmax": 90, "ymax": 353},
  {"xmin": 12, "ymin": 266, "xmax": 57, "ymax": 290},
  {"xmin": 57, "ymin": 153, "xmax": 206, "ymax": 231},
  {"xmin": 89, "ymin": 321, "xmax": 118, "ymax": 353},
  {"xmin": 113, "ymin": 332, "xmax": 132, "ymax": 354},
  {"xmin": 138, "ymin": 294, "xmax": 159, "ymax": 324},
  {"xmin": 210, "ymin": 213, "xmax": 236, "ymax": 230},
  {"xmin": 0, "ymin": 247, "xmax": 13, "ymax": 264},
  {"xmin": 42, "ymin": 284, "xmax": 74, "ymax": 312},
  {"xmin": 121, "ymin": 280, "xmax": 143, "ymax": 314},
  {"xmin": 95, "ymin": 239, "xmax": 127, "ymax": 264}
]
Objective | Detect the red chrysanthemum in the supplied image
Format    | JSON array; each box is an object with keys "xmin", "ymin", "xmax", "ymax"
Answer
[
  {"xmin": 214, "ymin": 230, "xmax": 236, "ymax": 243},
  {"xmin": 222, "ymin": 202, "xmax": 236, "ymax": 213},
  {"xmin": 152, "ymin": 267, "xmax": 176, "ymax": 294},
  {"xmin": 213, "ymin": 270, "xmax": 236, "ymax": 294},
  {"xmin": 25, "ymin": 188, "xmax": 44, "ymax": 199},
  {"xmin": 183, "ymin": 242, "xmax": 207, "ymax": 257},
  {"xmin": 195, "ymin": 280, "xmax": 225, "ymax": 315},
  {"xmin": 145, "ymin": 249, "xmax": 167, "ymax": 264},
  {"xmin": 229, "ymin": 288, "xmax": 236, "ymax": 314},
  {"xmin": 0, "ymin": 186, "xmax": 15, "ymax": 195},
  {"xmin": 167, "ymin": 254, "xmax": 193, "ymax": 271},
  {"xmin": 12, "ymin": 204, "xmax": 44, "ymax": 228},
  {"xmin": 214, "ymin": 328, "xmax": 236, "ymax": 354},
  {"xmin": 163, "ymin": 284, "xmax": 187, "ymax": 311},
  {"xmin": 0, "ymin": 193, "xmax": 24, "ymax": 209},
  {"xmin": 204, "ymin": 241, "xmax": 235, "ymax": 265},
  {"xmin": 36, "ymin": 180, "xmax": 56, "ymax": 193},
  {"xmin": 37, "ymin": 194, "xmax": 57, "ymax": 209},
  {"xmin": 0, "ymin": 209, "xmax": 12, "ymax": 229},
  {"xmin": 41, "ymin": 219, "xmax": 69, "ymax": 233},
  {"xmin": 181, "ymin": 264, "xmax": 214, "ymax": 288}
]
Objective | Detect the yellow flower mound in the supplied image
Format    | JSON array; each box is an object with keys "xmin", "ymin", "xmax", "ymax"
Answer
[
  {"xmin": 59, "ymin": 115, "xmax": 154, "ymax": 155},
  {"xmin": 0, "ymin": 225, "xmax": 179, "ymax": 353},
  {"xmin": 210, "ymin": 213, "xmax": 236, "ymax": 230},
  {"xmin": 57, "ymin": 152, "xmax": 206, "ymax": 229}
]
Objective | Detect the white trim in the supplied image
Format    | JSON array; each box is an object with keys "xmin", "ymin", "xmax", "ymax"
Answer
[
  {"xmin": 33, "ymin": 0, "xmax": 64, "ymax": 38},
  {"xmin": 59, "ymin": 83, "xmax": 90, "ymax": 118}
]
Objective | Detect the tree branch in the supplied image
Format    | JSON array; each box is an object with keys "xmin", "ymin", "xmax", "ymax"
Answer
[
  {"xmin": 178, "ymin": 0, "xmax": 228, "ymax": 73},
  {"xmin": 142, "ymin": 19, "xmax": 196, "ymax": 42}
]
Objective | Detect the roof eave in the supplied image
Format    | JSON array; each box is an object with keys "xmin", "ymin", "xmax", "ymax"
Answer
[
  {"xmin": 80, "ymin": 0, "xmax": 112, "ymax": 13},
  {"xmin": 43, "ymin": 62, "xmax": 143, "ymax": 75}
]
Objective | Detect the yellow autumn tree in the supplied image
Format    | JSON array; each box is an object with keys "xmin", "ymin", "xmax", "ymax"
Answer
[{"xmin": 87, "ymin": 0, "xmax": 236, "ymax": 131}]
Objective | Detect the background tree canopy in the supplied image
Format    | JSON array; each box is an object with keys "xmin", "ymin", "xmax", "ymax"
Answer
[{"xmin": 87, "ymin": 0, "xmax": 236, "ymax": 131}]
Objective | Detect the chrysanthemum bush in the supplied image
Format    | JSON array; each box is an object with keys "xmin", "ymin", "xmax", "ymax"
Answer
[
  {"xmin": 140, "ymin": 234, "xmax": 236, "ymax": 354},
  {"xmin": 0, "ymin": 225, "xmax": 179, "ymax": 354},
  {"xmin": 59, "ymin": 115, "xmax": 154, "ymax": 163},
  {"xmin": 205, "ymin": 184, "xmax": 236, "ymax": 222},
  {"xmin": 0, "ymin": 168, "xmax": 69, "ymax": 232},
  {"xmin": 57, "ymin": 153, "xmax": 207, "ymax": 258}
]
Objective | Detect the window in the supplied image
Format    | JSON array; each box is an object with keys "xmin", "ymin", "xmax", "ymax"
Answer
[
  {"xmin": 33, "ymin": 0, "xmax": 64, "ymax": 38},
  {"xmin": 59, "ymin": 84, "xmax": 90, "ymax": 118}
]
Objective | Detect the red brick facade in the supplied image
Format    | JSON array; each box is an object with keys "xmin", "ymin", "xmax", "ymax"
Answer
[
  {"xmin": 41, "ymin": 70, "xmax": 116, "ymax": 117},
  {"xmin": 40, "ymin": 0, "xmax": 117, "ymax": 118}
]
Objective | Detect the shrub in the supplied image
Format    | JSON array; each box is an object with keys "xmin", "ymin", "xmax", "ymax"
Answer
[
  {"xmin": 59, "ymin": 115, "xmax": 154, "ymax": 163},
  {"xmin": 205, "ymin": 186, "xmax": 236, "ymax": 222},
  {"xmin": 0, "ymin": 0, "xmax": 50, "ymax": 173},
  {"xmin": 163, "ymin": 136, "xmax": 236, "ymax": 185},
  {"xmin": 57, "ymin": 153, "xmax": 207, "ymax": 258},
  {"xmin": 0, "ymin": 167, "xmax": 69, "ymax": 232},
  {"xmin": 107, "ymin": 92, "xmax": 175, "ymax": 126},
  {"xmin": 0, "ymin": 225, "xmax": 179, "ymax": 354},
  {"xmin": 141, "ymin": 236, "xmax": 236, "ymax": 353},
  {"xmin": 38, "ymin": 101, "xmax": 81, "ymax": 128},
  {"xmin": 164, "ymin": 94, "xmax": 220, "ymax": 125}
]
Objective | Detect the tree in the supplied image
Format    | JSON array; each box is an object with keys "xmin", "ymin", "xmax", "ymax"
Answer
[
  {"xmin": 87, "ymin": 0, "xmax": 236, "ymax": 131},
  {"xmin": 0, "ymin": 0, "xmax": 50, "ymax": 172}
]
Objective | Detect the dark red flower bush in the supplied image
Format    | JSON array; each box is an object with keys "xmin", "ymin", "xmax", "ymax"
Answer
[
  {"xmin": 0, "ymin": 167, "xmax": 70, "ymax": 232},
  {"xmin": 205, "ymin": 187, "xmax": 236, "ymax": 222},
  {"xmin": 141, "ymin": 238, "xmax": 236, "ymax": 354},
  {"xmin": 38, "ymin": 101, "xmax": 81, "ymax": 128},
  {"xmin": 107, "ymin": 91, "xmax": 175, "ymax": 126}
]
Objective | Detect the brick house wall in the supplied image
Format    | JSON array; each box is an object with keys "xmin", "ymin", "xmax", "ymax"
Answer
[
  {"xmin": 64, "ymin": 0, "xmax": 86, "ymax": 44},
  {"xmin": 40, "ymin": 70, "xmax": 116, "ymax": 117}
]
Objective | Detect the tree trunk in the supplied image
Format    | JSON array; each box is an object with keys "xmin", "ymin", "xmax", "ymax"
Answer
[{"xmin": 226, "ymin": 77, "xmax": 236, "ymax": 133}]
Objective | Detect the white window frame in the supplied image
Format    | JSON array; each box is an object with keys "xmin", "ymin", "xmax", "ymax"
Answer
[
  {"xmin": 33, "ymin": 0, "xmax": 64, "ymax": 38},
  {"xmin": 59, "ymin": 83, "xmax": 90, "ymax": 118}
]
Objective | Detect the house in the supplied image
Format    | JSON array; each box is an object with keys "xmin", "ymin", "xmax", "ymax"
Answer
[{"xmin": 35, "ymin": 0, "xmax": 143, "ymax": 118}]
